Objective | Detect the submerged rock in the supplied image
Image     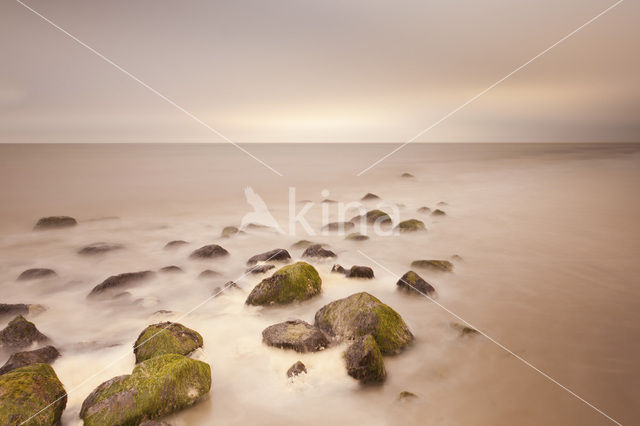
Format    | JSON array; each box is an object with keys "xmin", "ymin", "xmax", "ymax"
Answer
[
  {"xmin": 88, "ymin": 271, "xmax": 155, "ymax": 297},
  {"xmin": 323, "ymin": 222, "xmax": 355, "ymax": 232},
  {"xmin": 221, "ymin": 226, "xmax": 240, "ymax": 238},
  {"xmin": 80, "ymin": 354, "xmax": 211, "ymax": 426},
  {"xmin": 164, "ymin": 240, "xmax": 188, "ymax": 249},
  {"xmin": 331, "ymin": 264, "xmax": 346, "ymax": 274},
  {"xmin": 134, "ymin": 322, "xmax": 203, "ymax": 363},
  {"xmin": 0, "ymin": 363, "xmax": 67, "ymax": 425},
  {"xmin": 437, "ymin": 201, "xmax": 448, "ymax": 206},
  {"xmin": 302, "ymin": 244, "xmax": 336, "ymax": 259},
  {"xmin": 410, "ymin": 260, "xmax": 454, "ymax": 272},
  {"xmin": 314, "ymin": 292, "xmax": 413, "ymax": 355},
  {"xmin": 395, "ymin": 219, "xmax": 426, "ymax": 232},
  {"xmin": 290, "ymin": 240, "xmax": 316, "ymax": 250},
  {"xmin": 345, "ymin": 232, "xmax": 369, "ymax": 241},
  {"xmin": 17, "ymin": 268, "xmax": 57, "ymax": 281},
  {"xmin": 344, "ymin": 335, "xmax": 386, "ymax": 384},
  {"xmin": 213, "ymin": 281, "xmax": 240, "ymax": 296},
  {"xmin": 451, "ymin": 322, "xmax": 479, "ymax": 337},
  {"xmin": 396, "ymin": 271, "xmax": 435, "ymax": 295},
  {"xmin": 361, "ymin": 193, "xmax": 381, "ymax": 201},
  {"xmin": 0, "ymin": 315, "xmax": 50, "ymax": 350},
  {"xmin": 159, "ymin": 265, "xmax": 183, "ymax": 273},
  {"xmin": 246, "ymin": 264, "xmax": 275, "ymax": 274},
  {"xmin": 246, "ymin": 262, "xmax": 322, "ymax": 306},
  {"xmin": 400, "ymin": 172, "xmax": 414, "ymax": 178},
  {"xmin": 431, "ymin": 209, "xmax": 446, "ymax": 216},
  {"xmin": 262, "ymin": 320, "xmax": 329, "ymax": 353},
  {"xmin": 416, "ymin": 206, "xmax": 431, "ymax": 214},
  {"xmin": 34, "ymin": 216, "xmax": 77, "ymax": 230},
  {"xmin": 397, "ymin": 391, "xmax": 418, "ymax": 401},
  {"xmin": 198, "ymin": 269, "xmax": 220, "ymax": 279},
  {"xmin": 0, "ymin": 345, "xmax": 60, "ymax": 375},
  {"xmin": 189, "ymin": 244, "xmax": 229, "ymax": 259},
  {"xmin": 246, "ymin": 249, "xmax": 291, "ymax": 266},
  {"xmin": 351, "ymin": 210, "xmax": 392, "ymax": 225},
  {"xmin": 0, "ymin": 303, "xmax": 29, "ymax": 318},
  {"xmin": 287, "ymin": 361, "xmax": 307, "ymax": 378},
  {"xmin": 321, "ymin": 199, "xmax": 338, "ymax": 204},
  {"xmin": 78, "ymin": 242, "xmax": 124, "ymax": 255}
]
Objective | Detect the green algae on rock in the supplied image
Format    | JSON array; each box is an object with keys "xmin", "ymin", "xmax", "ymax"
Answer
[
  {"xmin": 80, "ymin": 354, "xmax": 211, "ymax": 426},
  {"xmin": 395, "ymin": 219, "xmax": 426, "ymax": 232},
  {"xmin": 314, "ymin": 292, "xmax": 413, "ymax": 355},
  {"xmin": 410, "ymin": 260, "xmax": 454, "ymax": 272},
  {"xmin": 351, "ymin": 209, "xmax": 392, "ymax": 225},
  {"xmin": 246, "ymin": 262, "xmax": 322, "ymax": 306},
  {"xmin": 396, "ymin": 271, "xmax": 436, "ymax": 295},
  {"xmin": 134, "ymin": 322, "xmax": 204, "ymax": 363},
  {"xmin": 344, "ymin": 335, "xmax": 386, "ymax": 384},
  {"xmin": 0, "ymin": 363, "xmax": 67, "ymax": 425}
]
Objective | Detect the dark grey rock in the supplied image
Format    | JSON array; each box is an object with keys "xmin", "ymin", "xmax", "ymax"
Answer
[
  {"xmin": 346, "ymin": 266, "xmax": 374, "ymax": 279},
  {"xmin": 88, "ymin": 271, "xmax": 155, "ymax": 298},
  {"xmin": 78, "ymin": 242, "xmax": 124, "ymax": 255},
  {"xmin": 287, "ymin": 361, "xmax": 307, "ymax": 378},
  {"xmin": 0, "ymin": 345, "xmax": 60, "ymax": 375},
  {"xmin": 189, "ymin": 244, "xmax": 229, "ymax": 259},
  {"xmin": 34, "ymin": 216, "xmax": 77, "ymax": 230},
  {"xmin": 302, "ymin": 244, "xmax": 336, "ymax": 259},
  {"xmin": 246, "ymin": 249, "xmax": 291, "ymax": 266},
  {"xmin": 396, "ymin": 271, "xmax": 435, "ymax": 295},
  {"xmin": 17, "ymin": 268, "xmax": 57, "ymax": 281},
  {"xmin": 344, "ymin": 335, "xmax": 386, "ymax": 384},
  {"xmin": 262, "ymin": 320, "xmax": 329, "ymax": 352},
  {"xmin": 0, "ymin": 315, "xmax": 50, "ymax": 350}
]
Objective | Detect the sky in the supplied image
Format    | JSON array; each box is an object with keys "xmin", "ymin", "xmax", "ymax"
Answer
[{"xmin": 0, "ymin": 0, "xmax": 638, "ymax": 143}]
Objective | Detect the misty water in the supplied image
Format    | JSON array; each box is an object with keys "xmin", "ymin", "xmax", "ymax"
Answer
[{"xmin": 1, "ymin": 143, "xmax": 639, "ymax": 425}]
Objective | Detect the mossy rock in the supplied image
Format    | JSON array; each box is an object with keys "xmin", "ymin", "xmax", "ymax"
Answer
[
  {"xmin": 395, "ymin": 219, "xmax": 426, "ymax": 232},
  {"xmin": 17, "ymin": 268, "xmax": 57, "ymax": 281},
  {"xmin": 0, "ymin": 363, "xmax": 67, "ymax": 425},
  {"xmin": 262, "ymin": 320, "xmax": 329, "ymax": 352},
  {"xmin": 80, "ymin": 354, "xmax": 211, "ymax": 425},
  {"xmin": 345, "ymin": 233, "xmax": 369, "ymax": 241},
  {"xmin": 314, "ymin": 292, "xmax": 413, "ymax": 355},
  {"xmin": 0, "ymin": 315, "xmax": 50, "ymax": 350},
  {"xmin": 34, "ymin": 216, "xmax": 77, "ymax": 230},
  {"xmin": 396, "ymin": 271, "xmax": 435, "ymax": 295},
  {"xmin": 344, "ymin": 335, "xmax": 386, "ymax": 384},
  {"xmin": 351, "ymin": 210, "xmax": 391, "ymax": 225},
  {"xmin": 246, "ymin": 262, "xmax": 322, "ymax": 306},
  {"xmin": 134, "ymin": 322, "xmax": 203, "ymax": 363},
  {"xmin": 410, "ymin": 260, "xmax": 454, "ymax": 272}
]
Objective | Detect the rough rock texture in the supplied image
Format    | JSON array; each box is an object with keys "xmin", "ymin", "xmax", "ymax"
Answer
[
  {"xmin": 88, "ymin": 271, "xmax": 155, "ymax": 297},
  {"xmin": 0, "ymin": 315, "xmax": 50, "ymax": 350},
  {"xmin": 431, "ymin": 209, "xmax": 446, "ymax": 216},
  {"xmin": 0, "ymin": 304, "xmax": 29, "ymax": 318},
  {"xmin": 410, "ymin": 260, "xmax": 454, "ymax": 272},
  {"xmin": 302, "ymin": 244, "xmax": 336, "ymax": 259},
  {"xmin": 344, "ymin": 335, "xmax": 386, "ymax": 384},
  {"xmin": 189, "ymin": 244, "xmax": 229, "ymax": 259},
  {"xmin": 134, "ymin": 322, "xmax": 203, "ymax": 363},
  {"xmin": 80, "ymin": 354, "xmax": 211, "ymax": 426},
  {"xmin": 351, "ymin": 210, "xmax": 392, "ymax": 225},
  {"xmin": 331, "ymin": 264, "xmax": 346, "ymax": 274},
  {"xmin": 17, "ymin": 268, "xmax": 57, "ymax": 281},
  {"xmin": 290, "ymin": 240, "xmax": 316, "ymax": 250},
  {"xmin": 164, "ymin": 240, "xmax": 188, "ymax": 249},
  {"xmin": 361, "ymin": 193, "xmax": 381, "ymax": 201},
  {"xmin": 78, "ymin": 242, "xmax": 124, "ymax": 255},
  {"xmin": 262, "ymin": 320, "xmax": 329, "ymax": 353},
  {"xmin": 221, "ymin": 226, "xmax": 240, "ymax": 238},
  {"xmin": 0, "ymin": 363, "xmax": 67, "ymax": 425},
  {"xmin": 416, "ymin": 206, "xmax": 431, "ymax": 214},
  {"xmin": 286, "ymin": 361, "xmax": 307, "ymax": 378},
  {"xmin": 346, "ymin": 266, "xmax": 374, "ymax": 279},
  {"xmin": 314, "ymin": 292, "xmax": 413, "ymax": 355},
  {"xmin": 246, "ymin": 264, "xmax": 275, "ymax": 274},
  {"xmin": 34, "ymin": 216, "xmax": 77, "ymax": 230},
  {"xmin": 246, "ymin": 249, "xmax": 291, "ymax": 266},
  {"xmin": 323, "ymin": 222, "xmax": 355, "ymax": 232},
  {"xmin": 198, "ymin": 270, "xmax": 220, "ymax": 279},
  {"xmin": 396, "ymin": 271, "xmax": 435, "ymax": 295},
  {"xmin": 395, "ymin": 219, "xmax": 426, "ymax": 232},
  {"xmin": 246, "ymin": 262, "xmax": 322, "ymax": 306},
  {"xmin": 0, "ymin": 345, "xmax": 60, "ymax": 375},
  {"xmin": 345, "ymin": 233, "xmax": 369, "ymax": 241},
  {"xmin": 159, "ymin": 266, "xmax": 183, "ymax": 273}
]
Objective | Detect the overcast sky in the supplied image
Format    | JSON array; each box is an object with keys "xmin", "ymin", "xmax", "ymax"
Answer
[{"xmin": 1, "ymin": 0, "xmax": 638, "ymax": 143}]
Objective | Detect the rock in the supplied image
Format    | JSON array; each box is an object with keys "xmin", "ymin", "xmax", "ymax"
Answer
[
  {"xmin": 159, "ymin": 265, "xmax": 183, "ymax": 273},
  {"xmin": 410, "ymin": 260, "xmax": 454, "ymax": 272},
  {"xmin": 262, "ymin": 320, "xmax": 329, "ymax": 353},
  {"xmin": 321, "ymin": 199, "xmax": 338, "ymax": 204},
  {"xmin": 246, "ymin": 249, "xmax": 291, "ymax": 266},
  {"xmin": 290, "ymin": 240, "xmax": 316, "ymax": 250},
  {"xmin": 398, "ymin": 391, "xmax": 418, "ymax": 401},
  {"xmin": 322, "ymin": 222, "xmax": 355, "ymax": 232},
  {"xmin": 302, "ymin": 244, "xmax": 336, "ymax": 259},
  {"xmin": 431, "ymin": 209, "xmax": 446, "ymax": 216},
  {"xmin": 0, "ymin": 363, "xmax": 67, "ymax": 425},
  {"xmin": 314, "ymin": 292, "xmax": 413, "ymax": 354},
  {"xmin": 451, "ymin": 322, "xmax": 479, "ymax": 337},
  {"xmin": 134, "ymin": 322, "xmax": 203, "ymax": 363},
  {"xmin": 0, "ymin": 345, "xmax": 60, "ymax": 375},
  {"xmin": 198, "ymin": 269, "xmax": 220, "ymax": 279},
  {"xmin": 213, "ymin": 281, "xmax": 240, "ymax": 296},
  {"xmin": 346, "ymin": 266, "xmax": 374, "ymax": 279},
  {"xmin": 417, "ymin": 206, "xmax": 431, "ymax": 214},
  {"xmin": 395, "ymin": 219, "xmax": 426, "ymax": 232},
  {"xmin": 246, "ymin": 264, "xmax": 275, "ymax": 274},
  {"xmin": 34, "ymin": 216, "xmax": 77, "ymax": 230},
  {"xmin": 351, "ymin": 209, "xmax": 391, "ymax": 225},
  {"xmin": 17, "ymin": 268, "xmax": 57, "ymax": 281},
  {"xmin": 286, "ymin": 361, "xmax": 307, "ymax": 378},
  {"xmin": 437, "ymin": 201, "xmax": 448, "ymax": 206},
  {"xmin": 189, "ymin": 244, "xmax": 229, "ymax": 259},
  {"xmin": 246, "ymin": 262, "xmax": 322, "ymax": 306},
  {"xmin": 164, "ymin": 240, "xmax": 188, "ymax": 249},
  {"xmin": 400, "ymin": 172, "xmax": 414, "ymax": 178},
  {"xmin": 361, "ymin": 193, "xmax": 380, "ymax": 201},
  {"xmin": 140, "ymin": 421, "xmax": 172, "ymax": 426},
  {"xmin": 77, "ymin": 242, "xmax": 124, "ymax": 255},
  {"xmin": 0, "ymin": 304, "xmax": 29, "ymax": 318},
  {"xmin": 80, "ymin": 354, "xmax": 211, "ymax": 426},
  {"xmin": 396, "ymin": 271, "xmax": 435, "ymax": 295},
  {"xmin": 344, "ymin": 335, "xmax": 386, "ymax": 384},
  {"xmin": 451, "ymin": 254, "xmax": 463, "ymax": 261},
  {"xmin": 221, "ymin": 226, "xmax": 240, "ymax": 238},
  {"xmin": 88, "ymin": 271, "xmax": 155, "ymax": 297},
  {"xmin": 331, "ymin": 264, "xmax": 346, "ymax": 274},
  {"xmin": 0, "ymin": 315, "xmax": 50, "ymax": 350},
  {"xmin": 345, "ymin": 232, "xmax": 369, "ymax": 241}
]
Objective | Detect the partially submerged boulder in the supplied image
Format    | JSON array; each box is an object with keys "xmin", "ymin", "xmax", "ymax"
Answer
[
  {"xmin": 451, "ymin": 322, "xmax": 479, "ymax": 337},
  {"xmin": 88, "ymin": 271, "xmax": 155, "ymax": 298},
  {"xmin": 246, "ymin": 264, "xmax": 275, "ymax": 274},
  {"xmin": 290, "ymin": 240, "xmax": 316, "ymax": 250},
  {"xmin": 431, "ymin": 209, "xmax": 446, "ymax": 216},
  {"xmin": 34, "ymin": 216, "xmax": 77, "ymax": 230},
  {"xmin": 221, "ymin": 226, "xmax": 240, "ymax": 238},
  {"xmin": 396, "ymin": 271, "xmax": 435, "ymax": 295},
  {"xmin": 351, "ymin": 210, "xmax": 391, "ymax": 225},
  {"xmin": 345, "ymin": 233, "xmax": 369, "ymax": 241},
  {"xmin": 159, "ymin": 265, "xmax": 183, "ymax": 273},
  {"xmin": 410, "ymin": 260, "xmax": 454, "ymax": 272},
  {"xmin": 323, "ymin": 222, "xmax": 355, "ymax": 233},
  {"xmin": 344, "ymin": 335, "xmax": 386, "ymax": 384},
  {"xmin": 134, "ymin": 322, "xmax": 203, "ymax": 363},
  {"xmin": 287, "ymin": 361, "xmax": 307, "ymax": 378},
  {"xmin": 0, "ymin": 315, "xmax": 50, "ymax": 350},
  {"xmin": 246, "ymin": 262, "xmax": 322, "ymax": 306},
  {"xmin": 0, "ymin": 345, "xmax": 60, "ymax": 375},
  {"xmin": 189, "ymin": 244, "xmax": 229, "ymax": 259},
  {"xmin": 164, "ymin": 240, "xmax": 188, "ymax": 249},
  {"xmin": 331, "ymin": 264, "xmax": 346, "ymax": 274},
  {"xmin": 346, "ymin": 266, "xmax": 374, "ymax": 279},
  {"xmin": 0, "ymin": 303, "xmax": 29, "ymax": 318},
  {"xmin": 198, "ymin": 269, "xmax": 220, "ymax": 279},
  {"xmin": 314, "ymin": 292, "xmax": 413, "ymax": 354},
  {"xmin": 246, "ymin": 249, "xmax": 291, "ymax": 266},
  {"xmin": 80, "ymin": 354, "xmax": 211, "ymax": 426},
  {"xmin": 416, "ymin": 206, "xmax": 431, "ymax": 214},
  {"xmin": 398, "ymin": 391, "xmax": 418, "ymax": 401},
  {"xmin": 0, "ymin": 363, "xmax": 67, "ymax": 425},
  {"xmin": 361, "ymin": 193, "xmax": 380, "ymax": 201},
  {"xmin": 78, "ymin": 242, "xmax": 124, "ymax": 255},
  {"xmin": 17, "ymin": 268, "xmax": 57, "ymax": 281},
  {"xmin": 395, "ymin": 219, "xmax": 426, "ymax": 232},
  {"xmin": 262, "ymin": 320, "xmax": 329, "ymax": 353},
  {"xmin": 302, "ymin": 244, "xmax": 336, "ymax": 259},
  {"xmin": 400, "ymin": 172, "xmax": 414, "ymax": 178}
]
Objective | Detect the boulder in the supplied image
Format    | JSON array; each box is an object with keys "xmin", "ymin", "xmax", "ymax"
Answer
[
  {"xmin": 221, "ymin": 226, "xmax": 240, "ymax": 238},
  {"xmin": 345, "ymin": 232, "xmax": 369, "ymax": 241},
  {"xmin": 198, "ymin": 269, "xmax": 220, "ymax": 279},
  {"xmin": 213, "ymin": 282, "xmax": 240, "ymax": 296},
  {"xmin": 0, "ymin": 345, "xmax": 60, "ymax": 375},
  {"xmin": 451, "ymin": 322, "xmax": 479, "ymax": 337},
  {"xmin": 396, "ymin": 271, "xmax": 435, "ymax": 295},
  {"xmin": 410, "ymin": 260, "xmax": 454, "ymax": 272},
  {"xmin": 246, "ymin": 264, "xmax": 275, "ymax": 274},
  {"xmin": 164, "ymin": 240, "xmax": 188, "ymax": 249},
  {"xmin": 431, "ymin": 209, "xmax": 446, "ymax": 216},
  {"xmin": 88, "ymin": 271, "xmax": 155, "ymax": 298},
  {"xmin": 398, "ymin": 391, "xmax": 418, "ymax": 401},
  {"xmin": 34, "ymin": 216, "xmax": 77, "ymax": 230},
  {"xmin": 322, "ymin": 222, "xmax": 355, "ymax": 232},
  {"xmin": 159, "ymin": 266, "xmax": 183, "ymax": 273},
  {"xmin": 437, "ymin": 201, "xmax": 448, "ymax": 206},
  {"xmin": 400, "ymin": 172, "xmax": 414, "ymax": 178},
  {"xmin": 361, "ymin": 193, "xmax": 380, "ymax": 201},
  {"xmin": 0, "ymin": 304, "xmax": 29, "ymax": 318},
  {"xmin": 80, "ymin": 354, "xmax": 211, "ymax": 425},
  {"xmin": 246, "ymin": 249, "xmax": 291, "ymax": 266},
  {"xmin": 331, "ymin": 264, "xmax": 346, "ymax": 274},
  {"xmin": 344, "ymin": 335, "xmax": 386, "ymax": 384},
  {"xmin": 302, "ymin": 244, "xmax": 336, "ymax": 259},
  {"xmin": 290, "ymin": 240, "xmax": 316, "ymax": 250},
  {"xmin": 286, "ymin": 361, "xmax": 307, "ymax": 378},
  {"xmin": 0, "ymin": 363, "xmax": 67, "ymax": 425},
  {"xmin": 189, "ymin": 244, "xmax": 229, "ymax": 259},
  {"xmin": 17, "ymin": 268, "xmax": 57, "ymax": 281},
  {"xmin": 351, "ymin": 210, "xmax": 391, "ymax": 225},
  {"xmin": 416, "ymin": 206, "xmax": 431, "ymax": 214},
  {"xmin": 246, "ymin": 262, "xmax": 322, "ymax": 306},
  {"xmin": 346, "ymin": 266, "xmax": 374, "ymax": 279},
  {"xmin": 0, "ymin": 315, "xmax": 50, "ymax": 350},
  {"xmin": 134, "ymin": 322, "xmax": 203, "ymax": 363},
  {"xmin": 395, "ymin": 219, "xmax": 426, "ymax": 232},
  {"xmin": 78, "ymin": 242, "xmax": 124, "ymax": 255},
  {"xmin": 262, "ymin": 320, "xmax": 329, "ymax": 353},
  {"xmin": 314, "ymin": 292, "xmax": 413, "ymax": 354}
]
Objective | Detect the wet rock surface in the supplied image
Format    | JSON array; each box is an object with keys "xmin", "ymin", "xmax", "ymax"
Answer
[
  {"xmin": 351, "ymin": 209, "xmax": 392, "ymax": 225},
  {"xmin": 345, "ymin": 232, "xmax": 369, "ymax": 241},
  {"xmin": 323, "ymin": 222, "xmax": 355, "ymax": 232},
  {"xmin": 134, "ymin": 322, "xmax": 203, "ymax": 363},
  {"xmin": 395, "ymin": 219, "xmax": 426, "ymax": 232},
  {"xmin": 0, "ymin": 303, "xmax": 29, "ymax": 318},
  {"xmin": 0, "ymin": 345, "xmax": 60, "ymax": 375},
  {"xmin": 262, "ymin": 320, "xmax": 329, "ymax": 353},
  {"xmin": 221, "ymin": 226, "xmax": 240, "ymax": 238},
  {"xmin": 198, "ymin": 269, "xmax": 220, "ymax": 279},
  {"xmin": 159, "ymin": 265, "xmax": 183, "ymax": 273},
  {"xmin": 396, "ymin": 271, "xmax": 436, "ymax": 295},
  {"xmin": 344, "ymin": 335, "xmax": 386, "ymax": 384},
  {"xmin": 431, "ymin": 209, "xmax": 446, "ymax": 216},
  {"xmin": 246, "ymin": 262, "xmax": 322, "ymax": 306},
  {"xmin": 361, "ymin": 193, "xmax": 381, "ymax": 201},
  {"xmin": 286, "ymin": 361, "xmax": 307, "ymax": 378}
]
